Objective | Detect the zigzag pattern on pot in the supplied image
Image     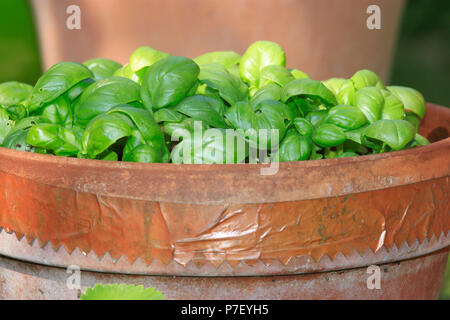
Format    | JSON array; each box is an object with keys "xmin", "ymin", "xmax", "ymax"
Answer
[{"xmin": 1, "ymin": 226, "xmax": 449, "ymax": 276}]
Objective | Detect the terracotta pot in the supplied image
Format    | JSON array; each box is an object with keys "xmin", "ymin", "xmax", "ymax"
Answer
[
  {"xmin": 31, "ymin": 0, "xmax": 405, "ymax": 82},
  {"xmin": 0, "ymin": 103, "xmax": 449, "ymax": 299}
]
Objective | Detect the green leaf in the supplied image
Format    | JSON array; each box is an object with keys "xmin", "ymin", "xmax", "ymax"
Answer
[
  {"xmin": 276, "ymin": 134, "xmax": 312, "ymax": 161},
  {"xmin": 411, "ymin": 133, "xmax": 430, "ymax": 147},
  {"xmin": 171, "ymin": 127, "xmax": 248, "ymax": 164},
  {"xmin": 293, "ymin": 118, "xmax": 314, "ymax": 136},
  {"xmin": 83, "ymin": 58, "xmax": 122, "ymax": 81},
  {"xmin": 250, "ymin": 84, "xmax": 282, "ymax": 108},
  {"xmin": 4, "ymin": 104, "xmax": 27, "ymax": 121},
  {"xmin": 141, "ymin": 56, "xmax": 199, "ymax": 110},
  {"xmin": 75, "ymin": 77, "xmax": 141, "ymax": 127},
  {"xmin": 122, "ymin": 128, "xmax": 169, "ymax": 163},
  {"xmin": 39, "ymin": 95, "xmax": 73, "ymax": 126},
  {"xmin": 82, "ymin": 105, "xmax": 167, "ymax": 162},
  {"xmin": 326, "ymin": 105, "xmax": 368, "ymax": 130},
  {"xmin": 0, "ymin": 108, "xmax": 14, "ymax": 144},
  {"xmin": 2, "ymin": 128, "xmax": 34, "ymax": 152},
  {"xmin": 312, "ymin": 123, "xmax": 346, "ymax": 147},
  {"xmin": 239, "ymin": 41, "xmax": 286, "ymax": 90},
  {"xmin": 81, "ymin": 284, "xmax": 165, "ymax": 300},
  {"xmin": 27, "ymin": 62, "xmax": 93, "ymax": 113},
  {"xmin": 345, "ymin": 125, "xmax": 368, "ymax": 144},
  {"xmin": 381, "ymin": 89, "xmax": 405, "ymax": 120},
  {"xmin": 129, "ymin": 46, "xmax": 170, "ymax": 73},
  {"xmin": 350, "ymin": 69, "xmax": 384, "ymax": 90},
  {"xmin": 198, "ymin": 63, "xmax": 248, "ymax": 106},
  {"xmin": 163, "ymin": 117, "xmax": 207, "ymax": 137},
  {"xmin": 305, "ymin": 110, "xmax": 328, "ymax": 128},
  {"xmin": 107, "ymin": 105, "xmax": 166, "ymax": 159},
  {"xmin": 405, "ymin": 111, "xmax": 421, "ymax": 133},
  {"xmin": 225, "ymin": 101, "xmax": 288, "ymax": 149},
  {"xmin": 338, "ymin": 151, "xmax": 359, "ymax": 158},
  {"xmin": 282, "ymin": 78, "xmax": 337, "ymax": 106},
  {"xmin": 289, "ymin": 69, "xmax": 310, "ymax": 79},
  {"xmin": 171, "ymin": 95, "xmax": 227, "ymax": 128},
  {"xmin": 26, "ymin": 123, "xmax": 82, "ymax": 156},
  {"xmin": 194, "ymin": 51, "xmax": 241, "ymax": 69},
  {"xmin": 66, "ymin": 78, "xmax": 95, "ymax": 102},
  {"xmin": 362, "ymin": 119, "xmax": 415, "ymax": 151},
  {"xmin": 386, "ymin": 86, "xmax": 426, "ymax": 119},
  {"xmin": 353, "ymin": 87, "xmax": 384, "ymax": 123},
  {"xmin": 0, "ymin": 81, "xmax": 32, "ymax": 106},
  {"xmin": 154, "ymin": 108, "xmax": 184, "ymax": 123},
  {"xmin": 82, "ymin": 113, "xmax": 134, "ymax": 157},
  {"xmin": 322, "ymin": 78, "xmax": 355, "ymax": 105},
  {"xmin": 113, "ymin": 63, "xmax": 142, "ymax": 83},
  {"xmin": 259, "ymin": 65, "xmax": 294, "ymax": 88}
]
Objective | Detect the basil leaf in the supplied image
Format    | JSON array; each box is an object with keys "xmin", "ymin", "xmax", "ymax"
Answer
[
  {"xmin": 0, "ymin": 81, "xmax": 32, "ymax": 106},
  {"xmin": 225, "ymin": 101, "xmax": 287, "ymax": 149},
  {"xmin": 107, "ymin": 105, "xmax": 166, "ymax": 159},
  {"xmin": 39, "ymin": 95, "xmax": 73, "ymax": 126},
  {"xmin": 312, "ymin": 123, "xmax": 346, "ymax": 147},
  {"xmin": 350, "ymin": 69, "xmax": 384, "ymax": 90},
  {"xmin": 28, "ymin": 62, "xmax": 93, "ymax": 113},
  {"xmin": 353, "ymin": 87, "xmax": 384, "ymax": 123},
  {"xmin": 293, "ymin": 118, "xmax": 314, "ymax": 136},
  {"xmin": 362, "ymin": 119, "xmax": 415, "ymax": 151},
  {"xmin": 305, "ymin": 110, "xmax": 328, "ymax": 128},
  {"xmin": 83, "ymin": 58, "xmax": 122, "ymax": 81},
  {"xmin": 0, "ymin": 108, "xmax": 14, "ymax": 144},
  {"xmin": 194, "ymin": 51, "xmax": 241, "ymax": 69},
  {"xmin": 412, "ymin": 133, "xmax": 430, "ymax": 146},
  {"xmin": 66, "ymin": 78, "xmax": 95, "ymax": 101},
  {"xmin": 113, "ymin": 63, "xmax": 142, "ymax": 83},
  {"xmin": 239, "ymin": 41, "xmax": 286, "ymax": 90},
  {"xmin": 338, "ymin": 152, "xmax": 359, "ymax": 158},
  {"xmin": 405, "ymin": 111, "xmax": 421, "ymax": 133},
  {"xmin": 345, "ymin": 125, "xmax": 368, "ymax": 144},
  {"xmin": 326, "ymin": 105, "xmax": 368, "ymax": 130},
  {"xmin": 259, "ymin": 65, "xmax": 294, "ymax": 88},
  {"xmin": 2, "ymin": 128, "xmax": 34, "ymax": 152},
  {"xmin": 282, "ymin": 79, "xmax": 337, "ymax": 106},
  {"xmin": 198, "ymin": 63, "xmax": 248, "ymax": 106},
  {"xmin": 172, "ymin": 95, "xmax": 227, "ymax": 128},
  {"xmin": 26, "ymin": 123, "xmax": 82, "ymax": 156},
  {"xmin": 129, "ymin": 46, "xmax": 170, "ymax": 73},
  {"xmin": 250, "ymin": 84, "xmax": 282, "ymax": 108},
  {"xmin": 163, "ymin": 117, "xmax": 208, "ymax": 137},
  {"xmin": 75, "ymin": 77, "xmax": 141, "ymax": 127},
  {"xmin": 4, "ymin": 104, "xmax": 27, "ymax": 121},
  {"xmin": 289, "ymin": 69, "xmax": 310, "ymax": 79},
  {"xmin": 386, "ymin": 86, "xmax": 426, "ymax": 119},
  {"xmin": 122, "ymin": 129, "xmax": 169, "ymax": 163},
  {"xmin": 82, "ymin": 113, "xmax": 134, "ymax": 158},
  {"xmin": 171, "ymin": 128, "xmax": 248, "ymax": 164},
  {"xmin": 381, "ymin": 89, "xmax": 405, "ymax": 120},
  {"xmin": 154, "ymin": 108, "xmax": 185, "ymax": 123},
  {"xmin": 141, "ymin": 56, "xmax": 199, "ymax": 110},
  {"xmin": 322, "ymin": 78, "xmax": 355, "ymax": 105},
  {"xmin": 276, "ymin": 134, "xmax": 312, "ymax": 161}
]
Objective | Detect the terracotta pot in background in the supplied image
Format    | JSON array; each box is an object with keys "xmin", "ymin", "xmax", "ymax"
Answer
[{"xmin": 31, "ymin": 0, "xmax": 405, "ymax": 81}]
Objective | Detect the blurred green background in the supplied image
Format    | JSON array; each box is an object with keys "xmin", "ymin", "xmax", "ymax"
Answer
[{"xmin": 0, "ymin": 0, "xmax": 449, "ymax": 299}]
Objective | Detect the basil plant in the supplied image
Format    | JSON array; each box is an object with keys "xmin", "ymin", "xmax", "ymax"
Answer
[{"xmin": 0, "ymin": 41, "xmax": 429, "ymax": 164}]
